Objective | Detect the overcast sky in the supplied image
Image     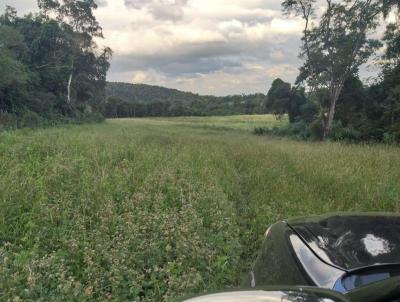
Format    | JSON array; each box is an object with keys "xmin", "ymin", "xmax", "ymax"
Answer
[{"xmin": 0, "ymin": 0, "xmax": 383, "ymax": 95}]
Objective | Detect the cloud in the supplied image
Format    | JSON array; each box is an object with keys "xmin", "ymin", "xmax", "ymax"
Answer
[
  {"xmin": 124, "ymin": 0, "xmax": 189, "ymax": 21},
  {"xmin": 96, "ymin": 0, "xmax": 108, "ymax": 7},
  {"xmin": 92, "ymin": 0, "xmax": 306, "ymax": 95},
  {"xmin": 0, "ymin": 0, "xmax": 38, "ymax": 14},
  {"xmin": 132, "ymin": 71, "xmax": 149, "ymax": 83},
  {"xmin": 0, "ymin": 0, "xmax": 107, "ymax": 12},
  {"xmin": 124, "ymin": 0, "xmax": 153, "ymax": 10}
]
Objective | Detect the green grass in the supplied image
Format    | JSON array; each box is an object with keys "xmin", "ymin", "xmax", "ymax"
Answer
[
  {"xmin": 127, "ymin": 114, "xmax": 288, "ymax": 131},
  {"xmin": 1, "ymin": 115, "xmax": 400, "ymax": 301}
]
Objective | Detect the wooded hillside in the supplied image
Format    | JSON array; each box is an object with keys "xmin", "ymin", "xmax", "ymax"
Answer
[{"xmin": 104, "ymin": 82, "xmax": 267, "ymax": 117}]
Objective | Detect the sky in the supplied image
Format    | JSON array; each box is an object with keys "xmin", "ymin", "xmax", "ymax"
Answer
[{"xmin": 0, "ymin": 0, "xmax": 384, "ymax": 96}]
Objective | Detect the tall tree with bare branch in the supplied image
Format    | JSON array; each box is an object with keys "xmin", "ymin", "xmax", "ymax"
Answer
[
  {"xmin": 283, "ymin": 0, "xmax": 396, "ymax": 138},
  {"xmin": 37, "ymin": 0, "xmax": 104, "ymax": 107}
]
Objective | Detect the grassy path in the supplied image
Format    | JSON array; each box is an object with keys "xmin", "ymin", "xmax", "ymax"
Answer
[{"xmin": 1, "ymin": 117, "xmax": 399, "ymax": 301}]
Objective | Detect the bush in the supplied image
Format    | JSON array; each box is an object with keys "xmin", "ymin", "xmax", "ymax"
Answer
[
  {"xmin": 0, "ymin": 110, "xmax": 105, "ymax": 132},
  {"xmin": 299, "ymin": 101, "xmax": 319, "ymax": 123},
  {"xmin": 254, "ymin": 121, "xmax": 311, "ymax": 140},
  {"xmin": 75, "ymin": 111, "xmax": 105, "ymax": 124},
  {"xmin": 285, "ymin": 121, "xmax": 310, "ymax": 139},
  {"xmin": 309, "ymin": 119, "xmax": 324, "ymax": 141},
  {"xmin": 0, "ymin": 112, "xmax": 18, "ymax": 130},
  {"xmin": 19, "ymin": 110, "xmax": 44, "ymax": 128},
  {"xmin": 329, "ymin": 121, "xmax": 362, "ymax": 142},
  {"xmin": 383, "ymin": 127, "xmax": 400, "ymax": 144},
  {"xmin": 271, "ymin": 121, "xmax": 309, "ymax": 140},
  {"xmin": 253, "ymin": 127, "xmax": 268, "ymax": 135},
  {"xmin": 254, "ymin": 112, "xmax": 400, "ymax": 144}
]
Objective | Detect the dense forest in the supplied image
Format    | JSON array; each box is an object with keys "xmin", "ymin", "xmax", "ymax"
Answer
[
  {"xmin": 0, "ymin": 1, "xmax": 111, "ymax": 129},
  {"xmin": 255, "ymin": 0, "xmax": 400, "ymax": 143},
  {"xmin": 104, "ymin": 82, "xmax": 266, "ymax": 117}
]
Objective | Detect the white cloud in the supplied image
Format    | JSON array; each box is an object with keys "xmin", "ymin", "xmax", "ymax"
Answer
[
  {"xmin": 0, "ymin": 0, "xmax": 37, "ymax": 14},
  {"xmin": 132, "ymin": 71, "xmax": 148, "ymax": 83},
  {"xmin": 93, "ymin": 0, "xmax": 307, "ymax": 94},
  {"xmin": 124, "ymin": 0, "xmax": 189, "ymax": 21}
]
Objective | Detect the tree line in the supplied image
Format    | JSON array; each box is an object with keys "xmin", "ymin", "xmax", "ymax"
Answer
[
  {"xmin": 258, "ymin": 0, "xmax": 400, "ymax": 143},
  {"xmin": 0, "ymin": 1, "xmax": 111, "ymax": 129},
  {"xmin": 103, "ymin": 82, "xmax": 266, "ymax": 118}
]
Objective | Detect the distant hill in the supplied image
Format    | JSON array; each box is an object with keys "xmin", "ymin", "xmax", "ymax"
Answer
[
  {"xmin": 106, "ymin": 82, "xmax": 204, "ymax": 104},
  {"xmin": 103, "ymin": 82, "xmax": 267, "ymax": 118}
]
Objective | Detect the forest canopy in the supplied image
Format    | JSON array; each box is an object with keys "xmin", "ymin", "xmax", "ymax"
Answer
[
  {"xmin": 103, "ymin": 82, "xmax": 266, "ymax": 118},
  {"xmin": 0, "ymin": 2, "xmax": 111, "ymax": 129}
]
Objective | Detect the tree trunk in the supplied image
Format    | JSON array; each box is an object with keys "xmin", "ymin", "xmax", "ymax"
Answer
[
  {"xmin": 67, "ymin": 58, "xmax": 74, "ymax": 105},
  {"xmin": 391, "ymin": 99, "xmax": 395, "ymax": 125},
  {"xmin": 323, "ymin": 85, "xmax": 343, "ymax": 139},
  {"xmin": 67, "ymin": 72, "xmax": 73, "ymax": 104}
]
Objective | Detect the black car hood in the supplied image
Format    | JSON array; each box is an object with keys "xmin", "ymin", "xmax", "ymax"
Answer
[{"xmin": 286, "ymin": 213, "xmax": 400, "ymax": 271}]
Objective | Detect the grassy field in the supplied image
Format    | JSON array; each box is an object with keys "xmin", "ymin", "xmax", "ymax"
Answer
[
  {"xmin": 150, "ymin": 114, "xmax": 287, "ymax": 131},
  {"xmin": 1, "ymin": 115, "xmax": 400, "ymax": 301}
]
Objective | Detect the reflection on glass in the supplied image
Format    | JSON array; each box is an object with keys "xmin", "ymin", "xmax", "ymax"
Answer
[
  {"xmin": 339, "ymin": 267, "xmax": 400, "ymax": 292},
  {"xmin": 361, "ymin": 234, "xmax": 391, "ymax": 257},
  {"xmin": 289, "ymin": 235, "xmax": 344, "ymax": 289}
]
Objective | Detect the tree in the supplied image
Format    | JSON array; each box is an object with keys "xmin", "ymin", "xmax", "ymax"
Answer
[
  {"xmin": 0, "ymin": 5, "xmax": 111, "ymax": 128},
  {"xmin": 266, "ymin": 78, "xmax": 308, "ymax": 123},
  {"xmin": 288, "ymin": 87, "xmax": 307, "ymax": 123},
  {"xmin": 0, "ymin": 55, "xmax": 30, "ymax": 114},
  {"xmin": 0, "ymin": 5, "xmax": 18, "ymax": 25},
  {"xmin": 381, "ymin": 64, "xmax": 400, "ymax": 140},
  {"xmin": 383, "ymin": 22, "xmax": 400, "ymax": 67},
  {"xmin": 335, "ymin": 76, "xmax": 367, "ymax": 127},
  {"xmin": 14, "ymin": 16, "xmax": 76, "ymax": 114},
  {"xmin": 283, "ymin": 0, "xmax": 392, "ymax": 138},
  {"xmin": 0, "ymin": 26, "xmax": 30, "ymax": 113},
  {"xmin": 380, "ymin": 5, "xmax": 400, "ymax": 141},
  {"xmin": 266, "ymin": 78, "xmax": 291, "ymax": 120},
  {"xmin": 36, "ymin": 0, "xmax": 106, "ymax": 108},
  {"xmin": 37, "ymin": 0, "xmax": 102, "ymax": 36}
]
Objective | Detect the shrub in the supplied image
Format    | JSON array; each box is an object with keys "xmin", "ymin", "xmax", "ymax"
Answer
[
  {"xmin": 285, "ymin": 121, "xmax": 309, "ymax": 139},
  {"xmin": 75, "ymin": 111, "xmax": 105, "ymax": 124},
  {"xmin": 308, "ymin": 119, "xmax": 324, "ymax": 141},
  {"xmin": 0, "ymin": 112, "xmax": 18, "ymax": 130},
  {"xmin": 0, "ymin": 110, "xmax": 105, "ymax": 132},
  {"xmin": 19, "ymin": 110, "xmax": 44, "ymax": 128},
  {"xmin": 254, "ymin": 122, "xmax": 310, "ymax": 140},
  {"xmin": 383, "ymin": 129, "xmax": 400, "ymax": 145},
  {"xmin": 253, "ymin": 127, "xmax": 268, "ymax": 135},
  {"xmin": 329, "ymin": 121, "xmax": 362, "ymax": 142}
]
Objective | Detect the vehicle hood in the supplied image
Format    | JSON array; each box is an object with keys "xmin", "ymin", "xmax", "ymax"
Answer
[{"xmin": 286, "ymin": 213, "xmax": 400, "ymax": 271}]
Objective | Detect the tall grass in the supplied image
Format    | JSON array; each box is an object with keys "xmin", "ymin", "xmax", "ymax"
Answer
[{"xmin": 1, "ymin": 116, "xmax": 399, "ymax": 301}]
